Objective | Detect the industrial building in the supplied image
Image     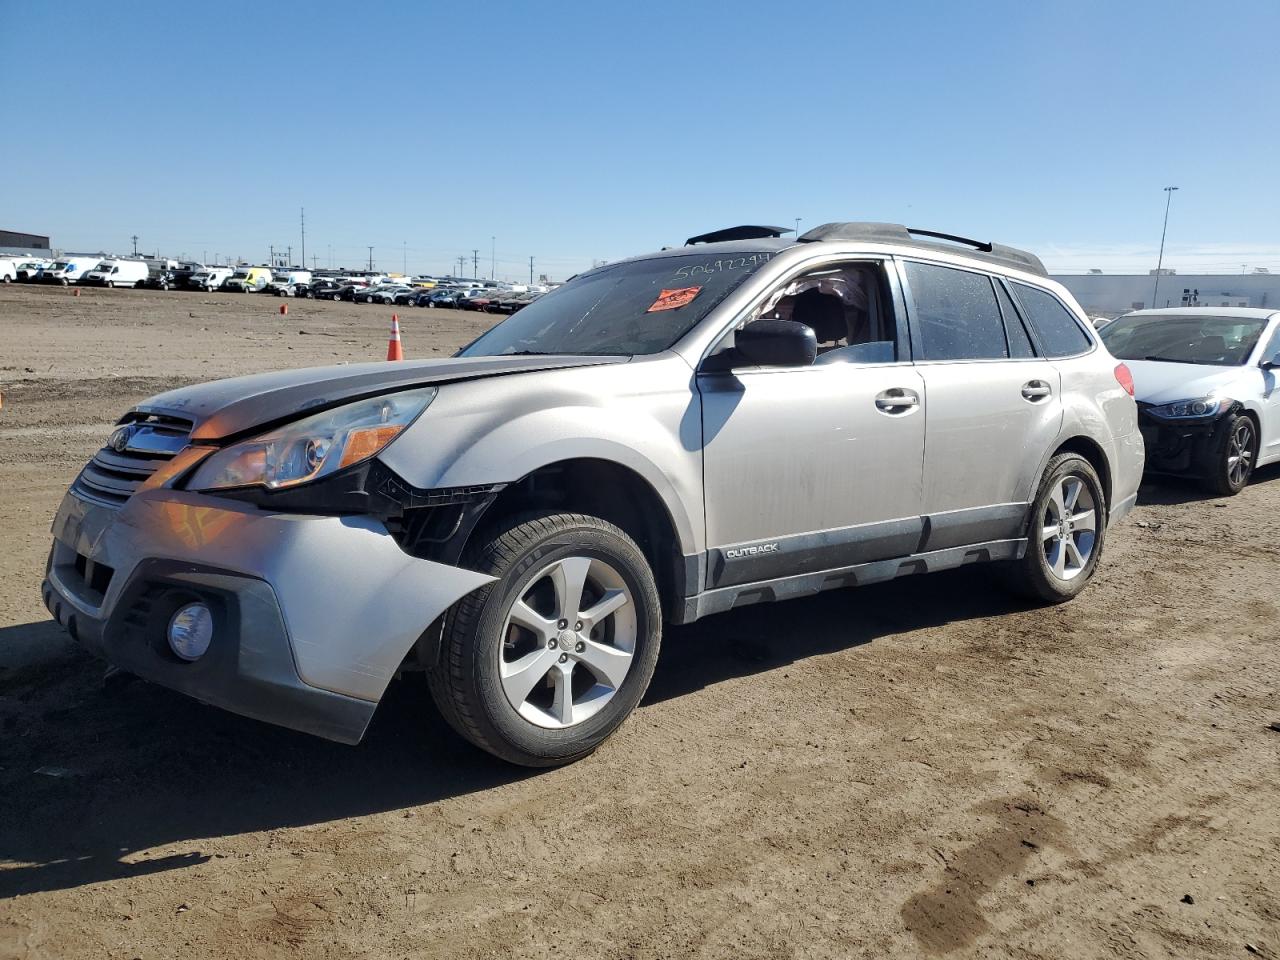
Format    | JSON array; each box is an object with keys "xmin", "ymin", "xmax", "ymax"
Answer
[
  {"xmin": 1054, "ymin": 271, "xmax": 1279, "ymax": 317},
  {"xmin": 0, "ymin": 229, "xmax": 52, "ymax": 257}
]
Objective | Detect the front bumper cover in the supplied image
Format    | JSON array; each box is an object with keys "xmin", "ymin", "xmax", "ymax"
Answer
[
  {"xmin": 1137, "ymin": 404, "xmax": 1235, "ymax": 477},
  {"xmin": 43, "ymin": 487, "xmax": 494, "ymax": 743}
]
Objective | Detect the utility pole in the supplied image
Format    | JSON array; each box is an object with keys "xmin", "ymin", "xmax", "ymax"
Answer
[
  {"xmin": 458, "ymin": 255, "xmax": 466, "ymax": 278},
  {"xmin": 367, "ymin": 246, "xmax": 374, "ymax": 272},
  {"xmin": 131, "ymin": 235, "xmax": 139, "ymax": 256},
  {"xmin": 472, "ymin": 249, "xmax": 479, "ymax": 278},
  {"xmin": 311, "ymin": 254, "xmax": 318, "ymax": 270},
  {"xmin": 403, "ymin": 240, "xmax": 407, "ymax": 275},
  {"xmin": 1152, "ymin": 186, "xmax": 1179, "ymax": 308},
  {"xmin": 286, "ymin": 246, "xmax": 292, "ymax": 267},
  {"xmin": 490, "ymin": 236, "xmax": 495, "ymax": 280},
  {"xmin": 300, "ymin": 208, "xmax": 306, "ymax": 275},
  {"xmin": 270, "ymin": 245, "xmax": 275, "ymax": 267},
  {"xmin": 794, "ymin": 217, "xmax": 801, "ymax": 238},
  {"xmin": 529, "ymin": 256, "xmax": 534, "ymax": 284}
]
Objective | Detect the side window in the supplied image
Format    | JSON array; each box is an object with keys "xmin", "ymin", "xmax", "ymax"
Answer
[
  {"xmin": 751, "ymin": 261, "xmax": 902, "ymax": 364},
  {"xmin": 1261, "ymin": 322, "xmax": 1280, "ymax": 363},
  {"xmin": 904, "ymin": 261, "xmax": 1008, "ymax": 361},
  {"xmin": 994, "ymin": 280, "xmax": 1036, "ymax": 358},
  {"xmin": 1012, "ymin": 283, "xmax": 1093, "ymax": 358}
]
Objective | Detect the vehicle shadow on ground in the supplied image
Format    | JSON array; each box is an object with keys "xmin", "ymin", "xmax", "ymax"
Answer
[
  {"xmin": 0, "ymin": 566, "xmax": 1028, "ymax": 899},
  {"xmin": 1136, "ymin": 462, "xmax": 1280, "ymax": 506}
]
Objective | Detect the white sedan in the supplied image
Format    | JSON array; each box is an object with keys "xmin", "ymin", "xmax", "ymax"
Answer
[{"xmin": 1100, "ymin": 307, "xmax": 1280, "ymax": 495}]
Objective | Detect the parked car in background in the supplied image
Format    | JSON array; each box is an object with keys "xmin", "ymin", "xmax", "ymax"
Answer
[
  {"xmin": 14, "ymin": 259, "xmax": 53, "ymax": 281},
  {"xmin": 1099, "ymin": 307, "xmax": 1280, "ymax": 494},
  {"xmin": 305, "ymin": 280, "xmax": 346, "ymax": 300},
  {"xmin": 223, "ymin": 266, "xmax": 273, "ymax": 292},
  {"xmin": 392, "ymin": 287, "xmax": 423, "ymax": 305},
  {"xmin": 82, "ymin": 259, "xmax": 150, "ymax": 288},
  {"xmin": 42, "ymin": 221, "xmax": 1141, "ymax": 766},
  {"xmin": 189, "ymin": 267, "xmax": 234, "ymax": 291},
  {"xmin": 0, "ymin": 257, "xmax": 18, "ymax": 282},
  {"xmin": 38, "ymin": 256, "xmax": 104, "ymax": 285},
  {"xmin": 357, "ymin": 284, "xmax": 413, "ymax": 305},
  {"xmin": 413, "ymin": 287, "xmax": 479, "ymax": 308},
  {"xmin": 484, "ymin": 292, "xmax": 541, "ymax": 315},
  {"xmin": 458, "ymin": 291, "xmax": 500, "ymax": 311},
  {"xmin": 266, "ymin": 270, "xmax": 313, "ymax": 297}
]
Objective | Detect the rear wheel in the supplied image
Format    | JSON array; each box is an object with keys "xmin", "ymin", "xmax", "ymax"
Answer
[
  {"xmin": 1203, "ymin": 413, "xmax": 1256, "ymax": 496},
  {"xmin": 1003, "ymin": 453, "xmax": 1107, "ymax": 603},
  {"xmin": 427, "ymin": 513, "xmax": 661, "ymax": 767}
]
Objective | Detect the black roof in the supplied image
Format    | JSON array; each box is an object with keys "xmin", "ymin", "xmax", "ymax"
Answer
[{"xmin": 797, "ymin": 222, "xmax": 1047, "ymax": 277}]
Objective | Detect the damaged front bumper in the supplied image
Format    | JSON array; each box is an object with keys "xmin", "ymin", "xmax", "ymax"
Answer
[{"xmin": 42, "ymin": 488, "xmax": 494, "ymax": 743}]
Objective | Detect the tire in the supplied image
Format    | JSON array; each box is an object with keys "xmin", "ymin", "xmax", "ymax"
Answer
[
  {"xmin": 1202, "ymin": 413, "xmax": 1256, "ymax": 496},
  {"xmin": 364, "ymin": 295, "xmax": 374, "ymax": 304},
  {"xmin": 427, "ymin": 512, "xmax": 662, "ymax": 767},
  {"xmin": 1002, "ymin": 453, "xmax": 1107, "ymax": 604}
]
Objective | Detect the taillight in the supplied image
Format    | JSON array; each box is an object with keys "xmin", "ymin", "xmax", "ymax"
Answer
[{"xmin": 1114, "ymin": 363, "xmax": 1135, "ymax": 397}]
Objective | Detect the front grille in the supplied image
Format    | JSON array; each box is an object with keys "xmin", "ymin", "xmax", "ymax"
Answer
[{"xmin": 72, "ymin": 412, "xmax": 193, "ymax": 507}]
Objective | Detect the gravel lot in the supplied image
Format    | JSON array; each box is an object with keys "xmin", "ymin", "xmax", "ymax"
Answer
[{"xmin": 1, "ymin": 284, "xmax": 1277, "ymax": 959}]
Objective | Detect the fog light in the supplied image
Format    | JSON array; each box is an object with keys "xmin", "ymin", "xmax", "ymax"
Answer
[{"xmin": 168, "ymin": 603, "xmax": 213, "ymax": 661}]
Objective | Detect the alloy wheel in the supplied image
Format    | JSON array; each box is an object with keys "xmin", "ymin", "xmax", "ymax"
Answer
[
  {"xmin": 1041, "ymin": 475, "xmax": 1097, "ymax": 581},
  {"xmin": 1228, "ymin": 419, "xmax": 1254, "ymax": 487},
  {"xmin": 498, "ymin": 555, "xmax": 637, "ymax": 729}
]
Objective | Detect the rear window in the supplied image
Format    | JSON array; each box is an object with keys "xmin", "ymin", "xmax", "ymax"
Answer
[
  {"xmin": 904, "ymin": 261, "xmax": 1008, "ymax": 361},
  {"xmin": 1013, "ymin": 283, "xmax": 1093, "ymax": 358}
]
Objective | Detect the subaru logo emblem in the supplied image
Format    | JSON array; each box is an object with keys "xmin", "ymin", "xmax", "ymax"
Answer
[{"xmin": 109, "ymin": 425, "xmax": 134, "ymax": 453}]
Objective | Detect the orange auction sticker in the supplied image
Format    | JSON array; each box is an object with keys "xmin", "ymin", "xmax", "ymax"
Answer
[{"xmin": 647, "ymin": 286, "xmax": 702, "ymax": 312}]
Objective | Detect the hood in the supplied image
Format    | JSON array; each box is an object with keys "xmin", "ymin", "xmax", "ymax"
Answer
[
  {"xmin": 135, "ymin": 355, "xmax": 627, "ymax": 441},
  {"xmin": 1123, "ymin": 359, "xmax": 1252, "ymax": 405}
]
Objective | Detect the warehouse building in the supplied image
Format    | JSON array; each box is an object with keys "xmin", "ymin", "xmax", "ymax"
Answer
[
  {"xmin": 1054, "ymin": 271, "xmax": 1280, "ymax": 316},
  {"xmin": 0, "ymin": 229, "xmax": 52, "ymax": 257}
]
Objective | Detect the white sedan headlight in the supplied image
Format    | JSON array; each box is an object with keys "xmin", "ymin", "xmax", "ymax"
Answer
[
  {"xmin": 1146, "ymin": 397, "xmax": 1230, "ymax": 419},
  {"xmin": 188, "ymin": 387, "xmax": 437, "ymax": 491}
]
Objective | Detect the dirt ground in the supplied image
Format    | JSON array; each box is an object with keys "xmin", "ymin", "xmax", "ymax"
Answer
[{"xmin": 0, "ymin": 283, "xmax": 1276, "ymax": 960}]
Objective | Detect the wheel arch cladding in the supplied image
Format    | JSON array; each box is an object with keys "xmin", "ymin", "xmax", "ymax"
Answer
[{"xmin": 463, "ymin": 458, "xmax": 690, "ymax": 618}]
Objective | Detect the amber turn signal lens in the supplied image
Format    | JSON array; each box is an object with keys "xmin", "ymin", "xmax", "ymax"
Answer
[{"xmin": 338, "ymin": 425, "xmax": 403, "ymax": 469}]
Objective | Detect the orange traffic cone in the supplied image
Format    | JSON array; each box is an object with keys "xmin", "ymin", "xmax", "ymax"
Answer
[
  {"xmin": 279, "ymin": 303, "xmax": 288, "ymax": 316},
  {"xmin": 387, "ymin": 314, "xmax": 404, "ymax": 361}
]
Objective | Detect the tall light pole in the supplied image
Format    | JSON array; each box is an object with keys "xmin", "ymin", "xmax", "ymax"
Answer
[
  {"xmin": 1152, "ymin": 186, "xmax": 1179, "ymax": 308},
  {"xmin": 490, "ymin": 236, "xmax": 495, "ymax": 280},
  {"xmin": 402, "ymin": 240, "xmax": 407, "ymax": 275},
  {"xmin": 300, "ymin": 208, "xmax": 305, "ymax": 273},
  {"xmin": 131, "ymin": 235, "xmax": 139, "ymax": 256},
  {"xmin": 794, "ymin": 217, "xmax": 801, "ymax": 238}
]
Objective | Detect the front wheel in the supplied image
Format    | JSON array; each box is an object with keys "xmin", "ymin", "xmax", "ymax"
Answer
[
  {"xmin": 1202, "ymin": 413, "xmax": 1256, "ymax": 496},
  {"xmin": 427, "ymin": 513, "xmax": 662, "ymax": 767},
  {"xmin": 1002, "ymin": 453, "xmax": 1107, "ymax": 603}
]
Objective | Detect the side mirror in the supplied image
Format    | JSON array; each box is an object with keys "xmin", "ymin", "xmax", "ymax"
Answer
[
  {"xmin": 1263, "ymin": 352, "xmax": 1280, "ymax": 370},
  {"xmin": 732, "ymin": 320, "xmax": 817, "ymax": 368}
]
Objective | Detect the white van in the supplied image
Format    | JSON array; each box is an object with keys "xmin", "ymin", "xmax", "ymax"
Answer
[
  {"xmin": 266, "ymin": 269, "xmax": 313, "ymax": 295},
  {"xmin": 0, "ymin": 257, "xmax": 18, "ymax": 282},
  {"xmin": 82, "ymin": 259, "xmax": 150, "ymax": 288},
  {"xmin": 40, "ymin": 256, "xmax": 105, "ymax": 285},
  {"xmin": 188, "ymin": 266, "xmax": 234, "ymax": 291}
]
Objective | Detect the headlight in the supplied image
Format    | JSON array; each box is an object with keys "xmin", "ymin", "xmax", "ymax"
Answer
[
  {"xmin": 1146, "ymin": 397, "xmax": 1230, "ymax": 419},
  {"xmin": 188, "ymin": 387, "xmax": 437, "ymax": 491}
]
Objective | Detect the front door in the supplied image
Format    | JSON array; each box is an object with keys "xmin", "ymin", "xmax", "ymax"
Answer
[{"xmin": 698, "ymin": 259, "xmax": 926, "ymax": 590}]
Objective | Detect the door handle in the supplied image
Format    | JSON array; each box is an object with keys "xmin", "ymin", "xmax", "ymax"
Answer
[
  {"xmin": 1021, "ymin": 380, "xmax": 1052, "ymax": 401},
  {"xmin": 875, "ymin": 389, "xmax": 920, "ymax": 413}
]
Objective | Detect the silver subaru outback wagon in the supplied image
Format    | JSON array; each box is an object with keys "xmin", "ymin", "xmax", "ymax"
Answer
[{"xmin": 43, "ymin": 222, "xmax": 1143, "ymax": 766}]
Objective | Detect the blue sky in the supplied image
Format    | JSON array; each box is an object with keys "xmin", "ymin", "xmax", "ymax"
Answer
[{"xmin": 4, "ymin": 0, "xmax": 1278, "ymax": 278}]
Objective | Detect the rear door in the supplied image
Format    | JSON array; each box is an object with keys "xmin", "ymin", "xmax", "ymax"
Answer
[{"xmin": 900, "ymin": 259, "xmax": 1062, "ymax": 550}]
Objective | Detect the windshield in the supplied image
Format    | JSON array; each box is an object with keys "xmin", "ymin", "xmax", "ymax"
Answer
[
  {"xmin": 1100, "ymin": 313, "xmax": 1267, "ymax": 366},
  {"xmin": 232, "ymin": 270, "xmax": 250, "ymax": 278},
  {"xmin": 459, "ymin": 252, "xmax": 773, "ymax": 357}
]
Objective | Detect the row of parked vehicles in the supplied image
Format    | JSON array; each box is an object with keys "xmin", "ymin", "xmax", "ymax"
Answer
[{"xmin": 0, "ymin": 254, "xmax": 546, "ymax": 311}]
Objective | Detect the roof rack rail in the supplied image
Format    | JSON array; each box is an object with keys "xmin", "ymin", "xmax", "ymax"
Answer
[
  {"xmin": 797, "ymin": 222, "xmax": 1047, "ymax": 277},
  {"xmin": 685, "ymin": 225, "xmax": 789, "ymax": 245}
]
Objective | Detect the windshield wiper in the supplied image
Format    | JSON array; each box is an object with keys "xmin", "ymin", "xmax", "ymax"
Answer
[
  {"xmin": 1141, "ymin": 355, "xmax": 1201, "ymax": 364},
  {"xmin": 501, "ymin": 349, "xmax": 560, "ymax": 356}
]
